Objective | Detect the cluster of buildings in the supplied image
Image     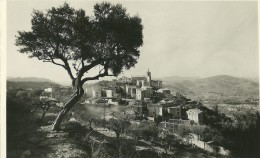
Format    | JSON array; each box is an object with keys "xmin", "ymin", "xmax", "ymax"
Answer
[
  {"xmin": 87, "ymin": 69, "xmax": 204, "ymax": 125},
  {"xmin": 88, "ymin": 69, "xmax": 163, "ymax": 100},
  {"xmin": 125, "ymin": 70, "xmax": 162, "ymax": 100},
  {"xmin": 134, "ymin": 103, "xmax": 203, "ymax": 125}
]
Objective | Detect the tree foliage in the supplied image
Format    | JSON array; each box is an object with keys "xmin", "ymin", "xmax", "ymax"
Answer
[
  {"xmin": 16, "ymin": 2, "xmax": 143, "ymax": 86},
  {"xmin": 106, "ymin": 118, "xmax": 131, "ymax": 138}
]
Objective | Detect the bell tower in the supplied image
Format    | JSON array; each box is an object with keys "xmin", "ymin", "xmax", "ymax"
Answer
[{"xmin": 147, "ymin": 69, "xmax": 151, "ymax": 85}]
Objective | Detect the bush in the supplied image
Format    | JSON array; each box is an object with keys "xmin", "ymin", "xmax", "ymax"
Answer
[
  {"xmin": 64, "ymin": 122, "xmax": 87, "ymax": 140},
  {"xmin": 94, "ymin": 118, "xmax": 107, "ymax": 127},
  {"xmin": 130, "ymin": 121, "xmax": 159, "ymax": 141}
]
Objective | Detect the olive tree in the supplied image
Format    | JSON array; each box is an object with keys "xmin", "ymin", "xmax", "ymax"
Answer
[
  {"xmin": 104, "ymin": 117, "xmax": 131, "ymax": 158},
  {"xmin": 16, "ymin": 2, "xmax": 143, "ymax": 130}
]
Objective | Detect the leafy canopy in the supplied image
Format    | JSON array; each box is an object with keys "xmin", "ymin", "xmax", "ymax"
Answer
[{"xmin": 16, "ymin": 2, "xmax": 143, "ymax": 84}]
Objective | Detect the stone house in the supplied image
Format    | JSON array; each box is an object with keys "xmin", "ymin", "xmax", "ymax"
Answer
[
  {"xmin": 186, "ymin": 108, "xmax": 203, "ymax": 125},
  {"xmin": 105, "ymin": 89, "xmax": 113, "ymax": 98},
  {"xmin": 136, "ymin": 88, "xmax": 145, "ymax": 100}
]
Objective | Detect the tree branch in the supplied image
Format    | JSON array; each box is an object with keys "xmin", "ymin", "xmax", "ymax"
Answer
[
  {"xmin": 81, "ymin": 58, "xmax": 85, "ymax": 67},
  {"xmin": 54, "ymin": 53, "xmax": 75, "ymax": 81},
  {"xmin": 45, "ymin": 41, "xmax": 75, "ymax": 81},
  {"xmin": 63, "ymin": 60, "xmax": 75, "ymax": 81},
  {"xmin": 81, "ymin": 62, "xmax": 114, "ymax": 83},
  {"xmin": 43, "ymin": 58, "xmax": 66, "ymax": 68},
  {"xmin": 77, "ymin": 58, "xmax": 102, "ymax": 79},
  {"xmin": 42, "ymin": 51, "xmax": 75, "ymax": 81},
  {"xmin": 83, "ymin": 73, "xmax": 115, "ymax": 82}
]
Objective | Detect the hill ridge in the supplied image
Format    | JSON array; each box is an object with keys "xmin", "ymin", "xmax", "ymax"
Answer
[{"xmin": 7, "ymin": 76, "xmax": 55, "ymax": 83}]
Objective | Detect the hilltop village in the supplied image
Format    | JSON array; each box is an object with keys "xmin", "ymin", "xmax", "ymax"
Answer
[
  {"xmin": 84, "ymin": 70, "xmax": 231, "ymax": 155},
  {"xmin": 87, "ymin": 70, "xmax": 204, "ymax": 125}
]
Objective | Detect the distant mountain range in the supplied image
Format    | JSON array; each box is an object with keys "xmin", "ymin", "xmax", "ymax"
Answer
[
  {"xmin": 161, "ymin": 75, "xmax": 259, "ymax": 102},
  {"xmin": 159, "ymin": 75, "xmax": 259, "ymax": 83},
  {"xmin": 7, "ymin": 77, "xmax": 55, "ymax": 83},
  {"xmin": 157, "ymin": 76, "xmax": 200, "ymax": 82},
  {"xmin": 7, "ymin": 77, "xmax": 61, "ymax": 90}
]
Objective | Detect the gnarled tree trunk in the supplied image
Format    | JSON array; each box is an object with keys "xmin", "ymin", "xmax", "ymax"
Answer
[{"xmin": 52, "ymin": 81, "xmax": 84, "ymax": 131}]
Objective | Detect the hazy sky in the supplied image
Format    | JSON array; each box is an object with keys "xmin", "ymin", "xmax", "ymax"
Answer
[{"xmin": 7, "ymin": 1, "xmax": 259, "ymax": 84}]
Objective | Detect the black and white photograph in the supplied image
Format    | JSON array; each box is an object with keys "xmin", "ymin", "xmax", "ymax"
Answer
[{"xmin": 2, "ymin": 0, "xmax": 260, "ymax": 158}]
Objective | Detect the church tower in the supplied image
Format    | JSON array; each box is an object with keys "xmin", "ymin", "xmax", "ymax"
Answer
[{"xmin": 147, "ymin": 69, "xmax": 151, "ymax": 86}]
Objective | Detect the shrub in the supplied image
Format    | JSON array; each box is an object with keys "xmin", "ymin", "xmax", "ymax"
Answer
[{"xmin": 64, "ymin": 122, "xmax": 87, "ymax": 140}]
